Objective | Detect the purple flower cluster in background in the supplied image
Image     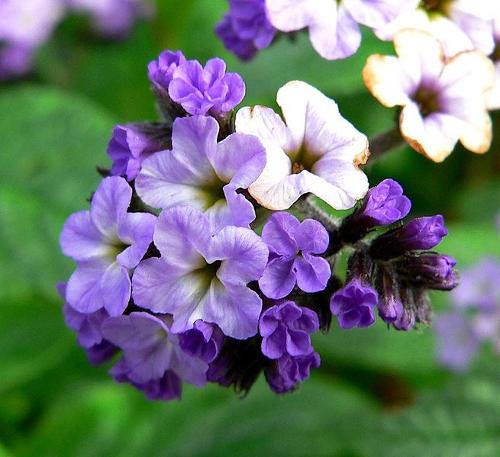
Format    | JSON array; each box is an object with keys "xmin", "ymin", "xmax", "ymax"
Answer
[
  {"xmin": 0, "ymin": 0, "xmax": 153, "ymax": 80},
  {"xmin": 60, "ymin": 49, "xmax": 460, "ymax": 401},
  {"xmin": 435, "ymin": 257, "xmax": 500, "ymax": 372}
]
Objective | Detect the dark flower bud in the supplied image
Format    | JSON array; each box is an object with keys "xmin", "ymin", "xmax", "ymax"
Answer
[
  {"xmin": 340, "ymin": 179, "xmax": 411, "ymax": 243},
  {"xmin": 392, "ymin": 307, "xmax": 416, "ymax": 331},
  {"xmin": 347, "ymin": 248, "xmax": 375, "ymax": 283},
  {"xmin": 370, "ymin": 215, "xmax": 448, "ymax": 260},
  {"xmin": 373, "ymin": 265, "xmax": 404, "ymax": 324},
  {"xmin": 393, "ymin": 253, "xmax": 459, "ymax": 290},
  {"xmin": 107, "ymin": 122, "xmax": 172, "ymax": 181}
]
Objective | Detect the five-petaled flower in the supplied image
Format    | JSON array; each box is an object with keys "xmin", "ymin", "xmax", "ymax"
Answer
[
  {"xmin": 60, "ymin": 176, "xmax": 156, "ymax": 316},
  {"xmin": 363, "ymin": 29, "xmax": 495, "ymax": 162},
  {"xmin": 132, "ymin": 206, "xmax": 269, "ymax": 339},
  {"xmin": 236, "ymin": 80, "xmax": 369, "ymax": 211}
]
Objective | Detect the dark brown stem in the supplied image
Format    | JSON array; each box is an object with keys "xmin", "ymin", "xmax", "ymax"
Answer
[{"xmin": 368, "ymin": 127, "xmax": 405, "ymax": 162}]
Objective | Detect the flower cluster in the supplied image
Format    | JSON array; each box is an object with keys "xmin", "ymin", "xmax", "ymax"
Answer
[
  {"xmin": 435, "ymin": 256, "xmax": 500, "ymax": 372},
  {"xmin": 60, "ymin": 50, "xmax": 459, "ymax": 400},
  {"xmin": 0, "ymin": 0, "xmax": 153, "ymax": 80}
]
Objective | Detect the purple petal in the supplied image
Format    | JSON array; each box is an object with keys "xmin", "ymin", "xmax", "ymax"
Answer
[
  {"xmin": 293, "ymin": 253, "xmax": 331, "ymax": 293},
  {"xmin": 258, "ymin": 257, "xmax": 296, "ymax": 300},
  {"xmin": 286, "ymin": 329, "xmax": 312, "ymax": 357},
  {"xmin": 100, "ymin": 262, "xmax": 131, "ymax": 316},
  {"xmin": 261, "ymin": 324, "xmax": 287, "ymax": 359},
  {"xmin": 293, "ymin": 218, "xmax": 329, "ymax": 254},
  {"xmin": 261, "ymin": 212, "xmax": 300, "ymax": 256},
  {"xmin": 116, "ymin": 212, "xmax": 156, "ymax": 269}
]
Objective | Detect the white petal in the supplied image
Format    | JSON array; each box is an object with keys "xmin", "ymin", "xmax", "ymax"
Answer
[
  {"xmin": 486, "ymin": 64, "xmax": 500, "ymax": 111},
  {"xmin": 265, "ymin": 0, "xmax": 329, "ymax": 32}
]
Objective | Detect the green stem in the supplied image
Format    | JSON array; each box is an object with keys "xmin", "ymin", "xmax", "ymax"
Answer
[{"xmin": 367, "ymin": 127, "xmax": 406, "ymax": 163}]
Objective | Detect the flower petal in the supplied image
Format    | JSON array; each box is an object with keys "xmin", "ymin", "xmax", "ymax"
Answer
[
  {"xmin": 116, "ymin": 212, "xmax": 156, "ymax": 269},
  {"xmin": 90, "ymin": 177, "xmax": 132, "ymax": 241},
  {"xmin": 261, "ymin": 211, "xmax": 299, "ymax": 256},
  {"xmin": 100, "ymin": 262, "xmax": 131, "ymax": 316},
  {"xmin": 344, "ymin": 0, "xmax": 418, "ymax": 28},
  {"xmin": 293, "ymin": 218, "xmax": 329, "ymax": 254},
  {"xmin": 293, "ymin": 253, "xmax": 330, "ymax": 293},
  {"xmin": 258, "ymin": 257, "xmax": 297, "ymax": 299}
]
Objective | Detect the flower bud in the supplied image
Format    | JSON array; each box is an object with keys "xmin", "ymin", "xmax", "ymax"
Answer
[
  {"xmin": 373, "ymin": 266, "xmax": 403, "ymax": 324},
  {"xmin": 340, "ymin": 179, "xmax": 411, "ymax": 243},
  {"xmin": 370, "ymin": 215, "xmax": 448, "ymax": 260}
]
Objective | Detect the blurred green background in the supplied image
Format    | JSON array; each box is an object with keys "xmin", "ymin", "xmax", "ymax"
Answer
[{"xmin": 1, "ymin": 1, "xmax": 499, "ymax": 456}]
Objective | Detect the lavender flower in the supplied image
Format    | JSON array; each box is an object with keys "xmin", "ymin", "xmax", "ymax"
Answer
[
  {"xmin": 265, "ymin": 0, "xmax": 416, "ymax": 60},
  {"xmin": 265, "ymin": 351, "xmax": 320, "ymax": 393},
  {"xmin": 258, "ymin": 212, "xmax": 331, "ymax": 299},
  {"xmin": 102, "ymin": 312, "xmax": 208, "ymax": 400},
  {"xmin": 147, "ymin": 50, "xmax": 186, "ymax": 93},
  {"xmin": 68, "ymin": 0, "xmax": 154, "ymax": 39},
  {"xmin": 370, "ymin": 215, "xmax": 448, "ymax": 260},
  {"xmin": 168, "ymin": 58, "xmax": 245, "ymax": 116},
  {"xmin": 374, "ymin": 267, "xmax": 404, "ymax": 324},
  {"xmin": 363, "ymin": 29, "xmax": 495, "ymax": 162},
  {"xmin": 178, "ymin": 320, "xmax": 224, "ymax": 364},
  {"xmin": 135, "ymin": 115, "xmax": 265, "ymax": 232},
  {"xmin": 330, "ymin": 279, "xmax": 378, "ymax": 329},
  {"xmin": 340, "ymin": 178, "xmax": 411, "ymax": 243},
  {"xmin": 236, "ymin": 81, "xmax": 369, "ymax": 210},
  {"xmin": 434, "ymin": 312, "xmax": 480, "ymax": 372},
  {"xmin": 259, "ymin": 301, "xmax": 319, "ymax": 359},
  {"xmin": 486, "ymin": 15, "xmax": 500, "ymax": 110},
  {"xmin": 132, "ymin": 206, "xmax": 268, "ymax": 339},
  {"xmin": 60, "ymin": 177, "xmax": 156, "ymax": 316},
  {"xmin": 107, "ymin": 123, "xmax": 171, "ymax": 181},
  {"xmin": 215, "ymin": 0, "xmax": 276, "ymax": 61}
]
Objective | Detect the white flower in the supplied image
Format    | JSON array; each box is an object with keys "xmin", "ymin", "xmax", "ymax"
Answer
[{"xmin": 235, "ymin": 80, "xmax": 369, "ymax": 211}]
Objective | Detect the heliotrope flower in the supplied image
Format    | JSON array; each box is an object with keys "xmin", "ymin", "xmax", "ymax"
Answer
[
  {"xmin": 258, "ymin": 212, "xmax": 331, "ymax": 299},
  {"xmin": 178, "ymin": 320, "xmax": 224, "ymax": 364},
  {"xmin": 132, "ymin": 206, "xmax": 269, "ymax": 339},
  {"xmin": 259, "ymin": 300, "xmax": 319, "ymax": 359},
  {"xmin": 486, "ymin": 14, "xmax": 500, "ymax": 110},
  {"xmin": 236, "ymin": 80, "xmax": 369, "ymax": 210},
  {"xmin": 68, "ymin": 0, "xmax": 154, "ymax": 39},
  {"xmin": 60, "ymin": 176, "xmax": 156, "ymax": 316},
  {"xmin": 102, "ymin": 312, "xmax": 208, "ymax": 400},
  {"xmin": 330, "ymin": 279, "xmax": 378, "ymax": 329},
  {"xmin": 147, "ymin": 50, "xmax": 186, "ymax": 94},
  {"xmin": 216, "ymin": 0, "xmax": 276, "ymax": 61},
  {"xmin": 264, "ymin": 0, "xmax": 417, "ymax": 60},
  {"xmin": 375, "ymin": 0, "xmax": 496, "ymax": 58},
  {"xmin": 168, "ymin": 57, "xmax": 245, "ymax": 116},
  {"xmin": 107, "ymin": 122, "xmax": 172, "ymax": 181},
  {"xmin": 363, "ymin": 29, "xmax": 495, "ymax": 162},
  {"xmin": 135, "ymin": 115, "xmax": 266, "ymax": 232},
  {"xmin": 0, "ymin": 0, "xmax": 65, "ymax": 79}
]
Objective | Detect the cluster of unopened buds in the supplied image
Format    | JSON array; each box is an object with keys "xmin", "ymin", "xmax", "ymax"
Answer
[{"xmin": 60, "ymin": 48, "xmax": 461, "ymax": 400}]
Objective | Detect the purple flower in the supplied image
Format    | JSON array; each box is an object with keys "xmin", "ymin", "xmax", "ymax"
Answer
[
  {"xmin": 259, "ymin": 301, "xmax": 319, "ymax": 359},
  {"xmin": 394, "ymin": 253, "xmax": 458, "ymax": 291},
  {"xmin": 451, "ymin": 258, "xmax": 500, "ymax": 311},
  {"xmin": 0, "ymin": 44, "xmax": 34, "ymax": 80},
  {"xmin": 168, "ymin": 57, "xmax": 245, "ymax": 116},
  {"xmin": 60, "ymin": 177, "xmax": 156, "ymax": 316},
  {"xmin": 378, "ymin": 296, "xmax": 403, "ymax": 324},
  {"xmin": 68, "ymin": 0, "xmax": 154, "ymax": 39},
  {"xmin": 132, "ymin": 206, "xmax": 269, "ymax": 339},
  {"xmin": 330, "ymin": 279, "xmax": 378, "ymax": 329},
  {"xmin": 215, "ymin": 0, "xmax": 276, "ymax": 61},
  {"xmin": 363, "ymin": 29, "xmax": 495, "ymax": 162},
  {"xmin": 102, "ymin": 312, "xmax": 208, "ymax": 395},
  {"xmin": 265, "ymin": 0, "xmax": 416, "ymax": 60},
  {"xmin": 434, "ymin": 312, "xmax": 480, "ymax": 372},
  {"xmin": 340, "ymin": 178, "xmax": 411, "ymax": 243},
  {"xmin": 374, "ymin": 267, "xmax": 404, "ymax": 324},
  {"xmin": 147, "ymin": 50, "xmax": 186, "ymax": 93},
  {"xmin": 136, "ymin": 115, "xmax": 265, "ymax": 232},
  {"xmin": 370, "ymin": 215, "xmax": 448, "ymax": 260},
  {"xmin": 107, "ymin": 123, "xmax": 171, "ymax": 181},
  {"xmin": 392, "ymin": 306, "xmax": 415, "ymax": 331},
  {"xmin": 258, "ymin": 212, "xmax": 331, "ymax": 299},
  {"xmin": 265, "ymin": 352, "xmax": 320, "ymax": 394},
  {"xmin": 178, "ymin": 320, "xmax": 224, "ymax": 364}
]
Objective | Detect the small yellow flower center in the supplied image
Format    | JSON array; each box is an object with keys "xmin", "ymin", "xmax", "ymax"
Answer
[{"xmin": 420, "ymin": 0, "xmax": 451, "ymax": 14}]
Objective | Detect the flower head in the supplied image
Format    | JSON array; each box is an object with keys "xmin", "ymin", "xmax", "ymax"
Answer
[
  {"xmin": 363, "ymin": 29, "xmax": 495, "ymax": 161},
  {"xmin": 178, "ymin": 320, "xmax": 224, "ymax": 364},
  {"xmin": 60, "ymin": 176, "xmax": 156, "ymax": 316},
  {"xmin": 215, "ymin": 0, "xmax": 276, "ymax": 60},
  {"xmin": 147, "ymin": 50, "xmax": 186, "ymax": 93},
  {"xmin": 107, "ymin": 122, "xmax": 171, "ymax": 181},
  {"xmin": 135, "ymin": 115, "xmax": 266, "ymax": 232},
  {"xmin": 258, "ymin": 212, "xmax": 331, "ymax": 299},
  {"xmin": 265, "ymin": 0, "xmax": 417, "ymax": 60},
  {"xmin": 370, "ymin": 215, "xmax": 448, "ymax": 260},
  {"xmin": 330, "ymin": 279, "xmax": 378, "ymax": 329},
  {"xmin": 132, "ymin": 206, "xmax": 268, "ymax": 339},
  {"xmin": 259, "ymin": 301, "xmax": 319, "ymax": 359},
  {"xmin": 236, "ymin": 80, "xmax": 369, "ymax": 210},
  {"xmin": 102, "ymin": 312, "xmax": 208, "ymax": 399},
  {"xmin": 168, "ymin": 57, "xmax": 245, "ymax": 116}
]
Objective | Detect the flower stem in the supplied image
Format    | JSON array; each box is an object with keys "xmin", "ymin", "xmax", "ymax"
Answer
[{"xmin": 367, "ymin": 127, "xmax": 405, "ymax": 162}]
